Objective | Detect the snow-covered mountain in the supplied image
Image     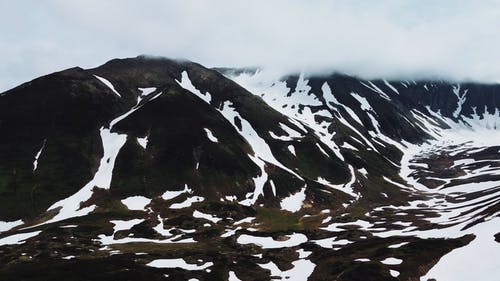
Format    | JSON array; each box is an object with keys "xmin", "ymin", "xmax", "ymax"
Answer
[{"xmin": 0, "ymin": 56, "xmax": 498, "ymax": 281}]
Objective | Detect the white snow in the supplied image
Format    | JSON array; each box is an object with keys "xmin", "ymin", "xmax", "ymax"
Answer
[
  {"xmin": 193, "ymin": 210, "xmax": 222, "ymax": 223},
  {"xmin": 33, "ymin": 139, "xmax": 46, "ymax": 171},
  {"xmin": 229, "ymin": 271, "xmax": 242, "ymax": 281},
  {"xmin": 297, "ymin": 249, "xmax": 312, "ymax": 258},
  {"xmin": 280, "ymin": 186, "xmax": 306, "ymax": 212},
  {"xmin": 360, "ymin": 81, "xmax": 391, "ymax": 100},
  {"xmin": 147, "ymin": 258, "xmax": 213, "ymax": 270},
  {"xmin": 121, "ymin": 196, "xmax": 151, "ymax": 211},
  {"xmin": 237, "ymin": 233, "xmax": 307, "ymax": 249},
  {"xmin": 380, "ymin": 257, "xmax": 403, "ymax": 265},
  {"xmin": 204, "ymin": 128, "xmax": 218, "ymax": 143},
  {"xmin": 229, "ymin": 72, "xmax": 344, "ymax": 162},
  {"xmin": 351, "ymin": 92, "xmax": 373, "ymax": 111},
  {"xmin": 137, "ymin": 87, "xmax": 156, "ymax": 103},
  {"xmin": 234, "ymin": 217, "xmax": 255, "ymax": 225},
  {"xmin": 59, "ymin": 224, "xmax": 78, "ymax": 228},
  {"xmin": 98, "ymin": 223, "xmax": 196, "ymax": 245},
  {"xmin": 383, "ymin": 80, "xmax": 399, "ymax": 95},
  {"xmin": 341, "ymin": 142, "xmax": 358, "ymax": 151},
  {"xmin": 420, "ymin": 219, "xmax": 500, "ymax": 281},
  {"xmin": 0, "ymin": 220, "xmax": 23, "ymax": 233},
  {"xmin": 162, "ymin": 184, "xmax": 192, "ymax": 200},
  {"xmin": 176, "ymin": 71, "xmax": 211, "ymax": 104},
  {"xmin": 269, "ymin": 180, "xmax": 277, "ymax": 196},
  {"xmin": 258, "ymin": 259, "xmax": 315, "ymax": 281},
  {"xmin": 110, "ymin": 219, "xmax": 144, "ymax": 232},
  {"xmin": 217, "ymin": 100, "xmax": 302, "ymax": 206},
  {"xmin": 390, "ymin": 270, "xmax": 400, "ymax": 277},
  {"xmin": 452, "ymin": 84, "xmax": 468, "ymax": 118},
  {"xmin": 388, "ymin": 242, "xmax": 409, "ymax": 249},
  {"xmin": 314, "ymin": 238, "xmax": 353, "ymax": 248},
  {"xmin": 357, "ymin": 168, "xmax": 368, "ymax": 177},
  {"xmin": 94, "ymin": 75, "xmax": 121, "ymax": 97},
  {"xmin": 170, "ymin": 196, "xmax": 204, "ymax": 209},
  {"xmin": 137, "ymin": 136, "xmax": 148, "ymax": 149},
  {"xmin": 271, "ymin": 123, "xmax": 304, "ymax": 141},
  {"xmin": 0, "ymin": 231, "xmax": 41, "ymax": 246},
  {"xmin": 316, "ymin": 175, "xmax": 358, "ymax": 198},
  {"xmin": 44, "ymin": 125, "xmax": 128, "ymax": 224},
  {"xmin": 287, "ymin": 145, "xmax": 296, "ymax": 156}
]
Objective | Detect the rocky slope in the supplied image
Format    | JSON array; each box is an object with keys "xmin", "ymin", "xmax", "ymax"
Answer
[{"xmin": 0, "ymin": 56, "xmax": 498, "ymax": 281}]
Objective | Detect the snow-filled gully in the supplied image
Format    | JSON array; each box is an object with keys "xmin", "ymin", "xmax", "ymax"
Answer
[{"xmin": 44, "ymin": 79, "xmax": 156, "ymax": 225}]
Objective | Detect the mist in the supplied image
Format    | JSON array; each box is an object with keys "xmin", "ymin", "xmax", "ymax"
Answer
[{"xmin": 1, "ymin": 0, "xmax": 500, "ymax": 91}]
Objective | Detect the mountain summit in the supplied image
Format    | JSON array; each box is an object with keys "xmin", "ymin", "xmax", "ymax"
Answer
[{"xmin": 0, "ymin": 56, "xmax": 499, "ymax": 281}]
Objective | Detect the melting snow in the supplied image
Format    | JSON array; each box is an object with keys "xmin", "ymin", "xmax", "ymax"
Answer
[
  {"xmin": 0, "ymin": 231, "xmax": 41, "ymax": 246},
  {"xmin": 217, "ymin": 100, "xmax": 302, "ymax": 206},
  {"xmin": 193, "ymin": 210, "xmax": 222, "ymax": 223},
  {"xmin": 110, "ymin": 219, "xmax": 144, "ymax": 232},
  {"xmin": 280, "ymin": 186, "xmax": 306, "ymax": 212},
  {"xmin": 297, "ymin": 249, "xmax": 312, "ymax": 258},
  {"xmin": 176, "ymin": 71, "xmax": 211, "ymax": 104},
  {"xmin": 229, "ymin": 271, "xmax": 242, "ymax": 281},
  {"xmin": 0, "ymin": 220, "xmax": 23, "ymax": 233},
  {"xmin": 137, "ymin": 87, "xmax": 156, "ymax": 104},
  {"xmin": 350, "ymin": 93, "xmax": 372, "ymax": 111},
  {"xmin": 380, "ymin": 257, "xmax": 403, "ymax": 265},
  {"xmin": 121, "ymin": 196, "xmax": 151, "ymax": 211},
  {"xmin": 390, "ymin": 270, "xmax": 400, "ymax": 277},
  {"xmin": 452, "ymin": 84, "xmax": 468, "ymax": 118},
  {"xmin": 147, "ymin": 258, "xmax": 213, "ymax": 270},
  {"xmin": 383, "ymin": 80, "xmax": 399, "ymax": 95},
  {"xmin": 314, "ymin": 238, "xmax": 353, "ymax": 248},
  {"xmin": 170, "ymin": 196, "xmax": 204, "ymax": 209},
  {"xmin": 204, "ymin": 128, "xmax": 218, "ymax": 143},
  {"xmin": 137, "ymin": 136, "xmax": 148, "ymax": 149},
  {"xmin": 44, "ymin": 127, "xmax": 127, "ymax": 224},
  {"xmin": 162, "ymin": 184, "xmax": 192, "ymax": 200},
  {"xmin": 237, "ymin": 233, "xmax": 308, "ymax": 249},
  {"xmin": 33, "ymin": 139, "xmax": 46, "ymax": 171},
  {"xmin": 94, "ymin": 75, "xmax": 121, "ymax": 97},
  {"xmin": 388, "ymin": 242, "xmax": 409, "ymax": 248},
  {"xmin": 258, "ymin": 259, "xmax": 315, "ymax": 281}
]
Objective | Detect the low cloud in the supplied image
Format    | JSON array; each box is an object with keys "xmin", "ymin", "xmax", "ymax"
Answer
[{"xmin": 1, "ymin": 0, "xmax": 500, "ymax": 91}]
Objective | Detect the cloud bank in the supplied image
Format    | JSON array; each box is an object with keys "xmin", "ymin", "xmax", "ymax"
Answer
[{"xmin": 1, "ymin": 0, "xmax": 500, "ymax": 91}]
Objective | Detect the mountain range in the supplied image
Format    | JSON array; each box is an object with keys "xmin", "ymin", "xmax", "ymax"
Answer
[{"xmin": 0, "ymin": 56, "xmax": 498, "ymax": 281}]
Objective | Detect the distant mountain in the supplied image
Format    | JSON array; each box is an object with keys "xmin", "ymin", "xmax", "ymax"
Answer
[{"xmin": 0, "ymin": 56, "xmax": 498, "ymax": 281}]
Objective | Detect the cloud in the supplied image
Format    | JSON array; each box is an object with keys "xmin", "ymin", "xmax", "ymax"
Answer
[{"xmin": 1, "ymin": 0, "xmax": 500, "ymax": 91}]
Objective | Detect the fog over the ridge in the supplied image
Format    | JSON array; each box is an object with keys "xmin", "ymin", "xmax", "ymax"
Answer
[{"xmin": 1, "ymin": 0, "xmax": 500, "ymax": 92}]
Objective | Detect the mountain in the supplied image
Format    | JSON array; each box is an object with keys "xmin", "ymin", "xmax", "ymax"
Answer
[{"xmin": 0, "ymin": 56, "xmax": 498, "ymax": 281}]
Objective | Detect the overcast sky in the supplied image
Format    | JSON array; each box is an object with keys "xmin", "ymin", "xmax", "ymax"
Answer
[{"xmin": 1, "ymin": 0, "xmax": 500, "ymax": 91}]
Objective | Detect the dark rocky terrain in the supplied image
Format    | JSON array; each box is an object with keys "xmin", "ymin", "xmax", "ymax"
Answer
[{"xmin": 0, "ymin": 56, "xmax": 498, "ymax": 281}]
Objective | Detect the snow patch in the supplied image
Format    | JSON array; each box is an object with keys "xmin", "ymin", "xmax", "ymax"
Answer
[
  {"xmin": 176, "ymin": 71, "xmax": 211, "ymax": 104},
  {"xmin": 237, "ymin": 233, "xmax": 307, "ymax": 249},
  {"xmin": 280, "ymin": 186, "xmax": 306, "ymax": 212},
  {"xmin": 94, "ymin": 75, "xmax": 121, "ymax": 97},
  {"xmin": 0, "ymin": 231, "xmax": 41, "ymax": 246},
  {"xmin": 170, "ymin": 196, "xmax": 204, "ymax": 209},
  {"xmin": 147, "ymin": 258, "xmax": 213, "ymax": 270},
  {"xmin": 121, "ymin": 196, "xmax": 151, "ymax": 211},
  {"xmin": 204, "ymin": 128, "xmax": 218, "ymax": 143}
]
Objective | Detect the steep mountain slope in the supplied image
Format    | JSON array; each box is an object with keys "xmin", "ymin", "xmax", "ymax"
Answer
[{"xmin": 0, "ymin": 56, "xmax": 498, "ymax": 281}]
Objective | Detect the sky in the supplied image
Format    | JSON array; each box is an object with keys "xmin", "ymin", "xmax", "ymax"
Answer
[{"xmin": 1, "ymin": 0, "xmax": 500, "ymax": 91}]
